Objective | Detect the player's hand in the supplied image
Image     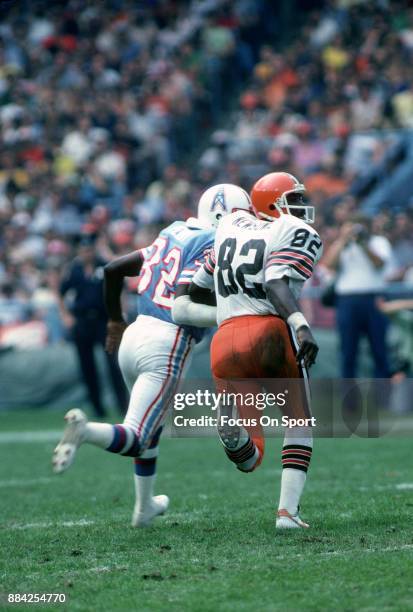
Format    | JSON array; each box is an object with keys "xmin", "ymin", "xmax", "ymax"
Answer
[
  {"xmin": 295, "ymin": 326, "xmax": 319, "ymax": 369},
  {"xmin": 105, "ymin": 319, "xmax": 127, "ymax": 354}
]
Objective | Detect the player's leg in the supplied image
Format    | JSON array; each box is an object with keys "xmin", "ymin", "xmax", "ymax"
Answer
[
  {"xmin": 229, "ymin": 315, "xmax": 313, "ymax": 526},
  {"xmin": 54, "ymin": 368, "xmax": 174, "ymax": 520},
  {"xmin": 122, "ymin": 369, "xmax": 173, "ymax": 526},
  {"xmin": 119, "ymin": 319, "xmax": 194, "ymax": 526},
  {"xmin": 53, "ymin": 320, "xmax": 131, "ymax": 473},
  {"xmin": 52, "ymin": 345, "xmax": 143, "ymax": 474},
  {"xmin": 53, "ymin": 317, "xmax": 194, "ymax": 527},
  {"xmin": 211, "ymin": 317, "xmax": 265, "ymax": 473},
  {"xmin": 277, "ymin": 427, "xmax": 312, "ymax": 529},
  {"xmin": 52, "ymin": 409, "xmax": 142, "ymax": 474},
  {"xmin": 275, "ymin": 322, "xmax": 314, "ymax": 529},
  {"xmin": 52, "ymin": 405, "xmax": 167, "ymax": 525},
  {"xmin": 113, "ymin": 328, "xmax": 166, "ymax": 525},
  {"xmin": 131, "ymin": 426, "xmax": 168, "ymax": 527},
  {"xmin": 215, "ymin": 378, "xmax": 265, "ymax": 472},
  {"xmin": 53, "ymin": 320, "xmax": 192, "ymax": 470}
]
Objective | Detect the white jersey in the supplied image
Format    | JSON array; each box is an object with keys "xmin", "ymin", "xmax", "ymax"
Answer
[{"xmin": 193, "ymin": 210, "xmax": 323, "ymax": 326}]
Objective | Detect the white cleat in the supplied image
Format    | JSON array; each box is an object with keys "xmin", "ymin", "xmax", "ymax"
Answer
[
  {"xmin": 276, "ymin": 508, "xmax": 310, "ymax": 529},
  {"xmin": 131, "ymin": 495, "xmax": 170, "ymax": 528},
  {"xmin": 52, "ymin": 409, "xmax": 87, "ymax": 474}
]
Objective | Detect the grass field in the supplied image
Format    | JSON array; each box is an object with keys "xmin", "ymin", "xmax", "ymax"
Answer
[{"xmin": 1, "ymin": 409, "xmax": 413, "ymax": 611}]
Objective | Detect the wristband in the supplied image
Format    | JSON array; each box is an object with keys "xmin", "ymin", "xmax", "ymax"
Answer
[{"xmin": 287, "ymin": 311, "xmax": 309, "ymax": 332}]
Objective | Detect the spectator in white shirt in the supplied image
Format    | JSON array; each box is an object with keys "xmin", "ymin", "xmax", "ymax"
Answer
[{"xmin": 324, "ymin": 216, "xmax": 392, "ymax": 378}]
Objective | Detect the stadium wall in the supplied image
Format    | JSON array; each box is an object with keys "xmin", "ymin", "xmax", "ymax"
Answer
[{"xmin": 0, "ymin": 330, "xmax": 375, "ymax": 411}]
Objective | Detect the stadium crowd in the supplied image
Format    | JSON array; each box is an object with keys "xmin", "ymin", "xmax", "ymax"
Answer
[
  {"xmin": 0, "ymin": 0, "xmax": 271, "ymax": 333},
  {"xmin": 0, "ymin": 0, "xmax": 413, "ymax": 363}
]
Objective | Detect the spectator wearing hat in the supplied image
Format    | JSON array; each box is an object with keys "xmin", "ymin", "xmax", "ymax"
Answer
[{"xmin": 58, "ymin": 233, "xmax": 127, "ymax": 417}]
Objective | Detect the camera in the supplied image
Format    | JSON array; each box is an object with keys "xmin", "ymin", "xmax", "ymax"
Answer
[{"xmin": 352, "ymin": 223, "xmax": 369, "ymax": 242}]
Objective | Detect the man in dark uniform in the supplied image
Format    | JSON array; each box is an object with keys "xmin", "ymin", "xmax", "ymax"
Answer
[{"xmin": 59, "ymin": 234, "xmax": 127, "ymax": 417}]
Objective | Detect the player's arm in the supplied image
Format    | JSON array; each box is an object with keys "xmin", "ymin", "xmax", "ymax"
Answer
[
  {"xmin": 172, "ymin": 283, "xmax": 217, "ymax": 327},
  {"xmin": 103, "ymin": 250, "xmax": 144, "ymax": 353},
  {"xmin": 264, "ymin": 226, "xmax": 323, "ymax": 368},
  {"xmin": 264, "ymin": 277, "xmax": 318, "ymax": 368},
  {"xmin": 172, "ymin": 250, "xmax": 217, "ymax": 328}
]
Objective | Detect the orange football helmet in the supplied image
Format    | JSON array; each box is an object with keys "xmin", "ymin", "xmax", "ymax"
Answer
[{"xmin": 250, "ymin": 172, "xmax": 314, "ymax": 224}]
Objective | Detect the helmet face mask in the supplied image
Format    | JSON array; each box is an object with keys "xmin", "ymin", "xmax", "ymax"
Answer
[
  {"xmin": 251, "ymin": 172, "xmax": 315, "ymax": 224},
  {"xmin": 280, "ymin": 190, "xmax": 315, "ymax": 224}
]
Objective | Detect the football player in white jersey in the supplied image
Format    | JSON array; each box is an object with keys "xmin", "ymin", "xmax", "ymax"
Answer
[
  {"xmin": 173, "ymin": 172, "xmax": 323, "ymax": 529},
  {"xmin": 52, "ymin": 184, "xmax": 252, "ymax": 527}
]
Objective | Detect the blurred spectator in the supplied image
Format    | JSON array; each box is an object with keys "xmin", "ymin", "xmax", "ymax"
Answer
[
  {"xmin": 142, "ymin": 164, "xmax": 192, "ymax": 224},
  {"xmin": 31, "ymin": 267, "xmax": 64, "ymax": 343},
  {"xmin": 323, "ymin": 216, "xmax": 393, "ymax": 378},
  {"xmin": 378, "ymin": 298, "xmax": 413, "ymax": 412},
  {"xmin": 392, "ymin": 83, "xmax": 413, "ymax": 128},
  {"xmin": 0, "ymin": 0, "xmax": 272, "ymax": 338},
  {"xmin": 0, "ymin": 283, "xmax": 30, "ymax": 325},
  {"xmin": 305, "ymin": 156, "xmax": 349, "ymax": 200},
  {"xmin": 59, "ymin": 233, "xmax": 127, "ymax": 417},
  {"xmin": 350, "ymin": 83, "xmax": 383, "ymax": 131},
  {"xmin": 389, "ymin": 212, "xmax": 413, "ymax": 280}
]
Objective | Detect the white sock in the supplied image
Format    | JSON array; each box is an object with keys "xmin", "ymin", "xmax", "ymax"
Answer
[
  {"xmin": 278, "ymin": 427, "xmax": 313, "ymax": 515},
  {"xmin": 134, "ymin": 473, "xmax": 156, "ymax": 514},
  {"xmin": 133, "ymin": 445, "xmax": 159, "ymax": 514},
  {"xmin": 84, "ymin": 422, "xmax": 115, "ymax": 449},
  {"xmin": 278, "ymin": 468, "xmax": 307, "ymax": 515}
]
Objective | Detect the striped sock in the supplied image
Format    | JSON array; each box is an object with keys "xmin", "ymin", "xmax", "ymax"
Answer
[
  {"xmin": 281, "ymin": 444, "xmax": 312, "ymax": 472},
  {"xmin": 225, "ymin": 438, "xmax": 260, "ymax": 473},
  {"xmin": 84, "ymin": 423, "xmax": 141, "ymax": 456},
  {"xmin": 278, "ymin": 433, "xmax": 313, "ymax": 515},
  {"xmin": 133, "ymin": 428, "xmax": 162, "ymax": 514}
]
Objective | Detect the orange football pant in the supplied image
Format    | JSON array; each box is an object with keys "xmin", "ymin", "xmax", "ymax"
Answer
[{"xmin": 210, "ymin": 314, "xmax": 311, "ymax": 468}]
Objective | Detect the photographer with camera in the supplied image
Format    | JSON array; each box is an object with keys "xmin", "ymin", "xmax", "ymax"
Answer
[{"xmin": 324, "ymin": 216, "xmax": 393, "ymax": 379}]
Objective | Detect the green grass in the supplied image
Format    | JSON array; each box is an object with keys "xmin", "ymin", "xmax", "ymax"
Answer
[{"xmin": 1, "ymin": 410, "xmax": 413, "ymax": 611}]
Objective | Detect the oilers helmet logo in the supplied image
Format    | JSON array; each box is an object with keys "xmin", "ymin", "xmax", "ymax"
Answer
[{"xmin": 210, "ymin": 188, "xmax": 226, "ymax": 213}]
